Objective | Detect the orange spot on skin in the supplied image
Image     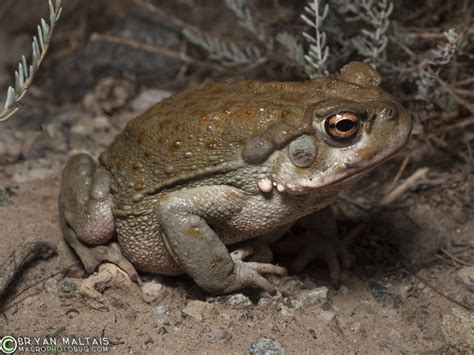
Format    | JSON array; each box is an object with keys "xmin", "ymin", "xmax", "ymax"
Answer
[
  {"xmin": 209, "ymin": 88, "xmax": 224, "ymax": 95},
  {"xmin": 135, "ymin": 181, "xmax": 145, "ymax": 191},
  {"xmin": 160, "ymin": 193, "xmax": 170, "ymax": 202},
  {"xmin": 173, "ymin": 140, "xmax": 182, "ymax": 149},
  {"xmin": 159, "ymin": 120, "xmax": 171, "ymax": 129},
  {"xmin": 138, "ymin": 131, "xmax": 148, "ymax": 145},
  {"xmin": 356, "ymin": 147, "xmax": 377, "ymax": 160},
  {"xmin": 185, "ymin": 227, "xmax": 201, "ymax": 237},
  {"xmin": 192, "ymin": 109, "xmax": 206, "ymax": 117},
  {"xmin": 226, "ymin": 190, "xmax": 238, "ymax": 199},
  {"xmin": 132, "ymin": 163, "xmax": 142, "ymax": 172},
  {"xmin": 280, "ymin": 93, "xmax": 305, "ymax": 101},
  {"xmin": 207, "ymin": 142, "xmax": 217, "ymax": 150},
  {"xmin": 280, "ymin": 109, "xmax": 292, "ymax": 120}
]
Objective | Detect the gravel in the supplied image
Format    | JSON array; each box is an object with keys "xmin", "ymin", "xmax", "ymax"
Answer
[{"xmin": 249, "ymin": 338, "xmax": 284, "ymax": 355}]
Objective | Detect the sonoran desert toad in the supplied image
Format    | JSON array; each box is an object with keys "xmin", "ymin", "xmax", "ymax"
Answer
[{"xmin": 59, "ymin": 62, "xmax": 412, "ymax": 294}]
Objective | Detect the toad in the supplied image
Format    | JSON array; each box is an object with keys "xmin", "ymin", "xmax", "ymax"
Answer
[{"xmin": 59, "ymin": 62, "xmax": 412, "ymax": 294}]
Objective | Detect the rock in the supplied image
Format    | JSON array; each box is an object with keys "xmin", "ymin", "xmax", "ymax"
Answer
[
  {"xmin": 0, "ymin": 187, "xmax": 15, "ymax": 207},
  {"xmin": 157, "ymin": 326, "xmax": 168, "ymax": 335},
  {"xmin": 79, "ymin": 263, "xmax": 133, "ymax": 302},
  {"xmin": 130, "ymin": 89, "xmax": 173, "ymax": 112},
  {"xmin": 60, "ymin": 281, "xmax": 77, "ymax": 294},
  {"xmin": 456, "ymin": 266, "xmax": 474, "ymax": 292},
  {"xmin": 215, "ymin": 329, "xmax": 230, "ymax": 341},
  {"xmin": 82, "ymin": 75, "xmax": 138, "ymax": 114},
  {"xmin": 140, "ymin": 281, "xmax": 167, "ymax": 304},
  {"xmin": 0, "ymin": 127, "xmax": 24, "ymax": 164},
  {"xmin": 257, "ymin": 297, "xmax": 274, "ymax": 309},
  {"xmin": 280, "ymin": 305, "xmax": 294, "ymax": 317},
  {"xmin": 278, "ymin": 276, "xmax": 305, "ymax": 295},
  {"xmin": 441, "ymin": 307, "xmax": 474, "ymax": 352},
  {"xmin": 400, "ymin": 300, "xmax": 418, "ymax": 322},
  {"xmin": 44, "ymin": 278, "xmax": 59, "ymax": 294},
  {"xmin": 296, "ymin": 287, "xmax": 328, "ymax": 308},
  {"xmin": 249, "ymin": 338, "xmax": 283, "ymax": 355},
  {"xmin": 367, "ymin": 281, "xmax": 402, "ymax": 309},
  {"xmin": 208, "ymin": 293, "xmax": 253, "ymax": 309},
  {"xmin": 182, "ymin": 300, "xmax": 212, "ymax": 321},
  {"xmin": 154, "ymin": 305, "xmax": 168, "ymax": 328},
  {"xmin": 319, "ymin": 310, "xmax": 336, "ymax": 322},
  {"xmin": 227, "ymin": 293, "xmax": 253, "ymax": 310}
]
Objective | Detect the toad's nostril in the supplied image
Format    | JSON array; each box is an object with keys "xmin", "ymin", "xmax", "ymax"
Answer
[{"xmin": 381, "ymin": 107, "xmax": 398, "ymax": 121}]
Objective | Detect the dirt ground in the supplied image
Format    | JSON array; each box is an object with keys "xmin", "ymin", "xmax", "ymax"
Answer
[
  {"xmin": 0, "ymin": 1, "xmax": 473, "ymax": 354},
  {"xmin": 0, "ymin": 97, "xmax": 472, "ymax": 354}
]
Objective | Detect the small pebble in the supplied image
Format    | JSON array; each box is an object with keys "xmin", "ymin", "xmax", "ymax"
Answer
[
  {"xmin": 456, "ymin": 266, "xmax": 474, "ymax": 292},
  {"xmin": 140, "ymin": 281, "xmax": 166, "ymax": 304},
  {"xmin": 61, "ymin": 281, "xmax": 77, "ymax": 293},
  {"xmin": 227, "ymin": 293, "xmax": 253, "ymax": 309},
  {"xmin": 157, "ymin": 327, "xmax": 168, "ymax": 335},
  {"xmin": 257, "ymin": 297, "xmax": 273, "ymax": 309},
  {"xmin": 249, "ymin": 338, "xmax": 283, "ymax": 355},
  {"xmin": 182, "ymin": 300, "xmax": 212, "ymax": 321},
  {"xmin": 130, "ymin": 89, "xmax": 173, "ymax": 112},
  {"xmin": 296, "ymin": 287, "xmax": 328, "ymax": 308},
  {"xmin": 44, "ymin": 278, "xmax": 58, "ymax": 293},
  {"xmin": 400, "ymin": 300, "xmax": 418, "ymax": 322},
  {"xmin": 367, "ymin": 281, "xmax": 402, "ymax": 309},
  {"xmin": 215, "ymin": 329, "xmax": 229, "ymax": 341},
  {"xmin": 154, "ymin": 305, "xmax": 168, "ymax": 327}
]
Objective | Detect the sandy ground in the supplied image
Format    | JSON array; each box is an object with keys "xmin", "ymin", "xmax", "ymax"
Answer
[{"xmin": 0, "ymin": 98, "xmax": 473, "ymax": 354}]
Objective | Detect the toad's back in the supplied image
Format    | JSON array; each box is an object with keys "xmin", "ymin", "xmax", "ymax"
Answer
[{"xmin": 98, "ymin": 79, "xmax": 328, "ymax": 201}]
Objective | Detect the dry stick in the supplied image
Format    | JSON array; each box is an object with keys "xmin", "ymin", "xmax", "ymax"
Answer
[
  {"xmin": 387, "ymin": 154, "xmax": 411, "ymax": 192},
  {"xmin": 0, "ymin": 263, "xmax": 78, "ymax": 313},
  {"xmin": 379, "ymin": 167, "xmax": 429, "ymax": 206},
  {"xmin": 440, "ymin": 248, "xmax": 472, "ymax": 267},
  {"xmin": 89, "ymin": 33, "xmax": 218, "ymax": 70},
  {"xmin": 429, "ymin": 135, "xmax": 470, "ymax": 162},
  {"xmin": 434, "ymin": 115, "xmax": 474, "ymax": 133},
  {"xmin": 0, "ymin": 240, "xmax": 57, "ymax": 298},
  {"xmin": 402, "ymin": 267, "xmax": 473, "ymax": 312},
  {"xmin": 131, "ymin": 0, "xmax": 202, "ymax": 34},
  {"xmin": 437, "ymin": 77, "xmax": 474, "ymax": 114},
  {"xmin": 456, "ymin": 77, "xmax": 474, "ymax": 87}
]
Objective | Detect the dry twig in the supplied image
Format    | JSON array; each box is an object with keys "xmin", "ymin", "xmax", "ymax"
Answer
[
  {"xmin": 379, "ymin": 167, "xmax": 429, "ymax": 206},
  {"xmin": 402, "ymin": 267, "xmax": 473, "ymax": 311},
  {"xmin": 0, "ymin": 240, "xmax": 57, "ymax": 298},
  {"xmin": 89, "ymin": 33, "xmax": 217, "ymax": 70}
]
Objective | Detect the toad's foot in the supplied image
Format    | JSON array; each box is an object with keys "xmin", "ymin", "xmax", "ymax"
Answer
[
  {"xmin": 273, "ymin": 206, "xmax": 352, "ymax": 289},
  {"xmin": 64, "ymin": 227, "xmax": 139, "ymax": 282},
  {"xmin": 228, "ymin": 261, "xmax": 288, "ymax": 294},
  {"xmin": 231, "ymin": 241, "xmax": 273, "ymax": 263}
]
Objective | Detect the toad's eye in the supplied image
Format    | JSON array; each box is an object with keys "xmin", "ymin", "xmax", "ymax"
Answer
[{"xmin": 325, "ymin": 111, "xmax": 361, "ymax": 141}]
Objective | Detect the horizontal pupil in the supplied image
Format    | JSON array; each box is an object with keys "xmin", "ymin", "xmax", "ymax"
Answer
[{"xmin": 335, "ymin": 119, "xmax": 354, "ymax": 132}]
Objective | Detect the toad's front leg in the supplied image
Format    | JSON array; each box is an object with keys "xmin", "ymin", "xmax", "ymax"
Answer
[{"xmin": 156, "ymin": 186, "xmax": 287, "ymax": 294}]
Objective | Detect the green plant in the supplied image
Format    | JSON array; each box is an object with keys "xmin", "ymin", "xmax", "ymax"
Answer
[
  {"xmin": 301, "ymin": 0, "xmax": 330, "ymax": 77},
  {"xmin": 0, "ymin": 0, "xmax": 62, "ymax": 122}
]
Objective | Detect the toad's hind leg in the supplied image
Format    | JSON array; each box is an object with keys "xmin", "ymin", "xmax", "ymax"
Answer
[{"xmin": 59, "ymin": 153, "xmax": 139, "ymax": 281}]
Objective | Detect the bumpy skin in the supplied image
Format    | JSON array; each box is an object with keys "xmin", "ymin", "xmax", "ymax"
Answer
[{"xmin": 59, "ymin": 62, "xmax": 412, "ymax": 294}]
